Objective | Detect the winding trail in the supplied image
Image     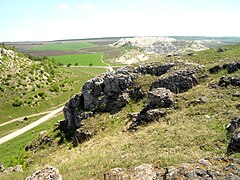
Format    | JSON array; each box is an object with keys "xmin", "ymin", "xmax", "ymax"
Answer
[
  {"xmin": 0, "ymin": 111, "xmax": 51, "ymax": 127},
  {"xmin": 0, "ymin": 106, "xmax": 63, "ymax": 145}
]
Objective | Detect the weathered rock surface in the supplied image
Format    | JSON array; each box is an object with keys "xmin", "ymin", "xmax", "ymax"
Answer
[
  {"xmin": 151, "ymin": 70, "xmax": 198, "ymax": 93},
  {"xmin": 133, "ymin": 63, "xmax": 175, "ymax": 76},
  {"xmin": 218, "ymin": 76, "xmax": 240, "ymax": 87},
  {"xmin": 73, "ymin": 127, "xmax": 95, "ymax": 145},
  {"xmin": 26, "ymin": 166, "xmax": 62, "ymax": 180},
  {"xmin": 223, "ymin": 63, "xmax": 240, "ymax": 73},
  {"xmin": 188, "ymin": 97, "xmax": 207, "ymax": 107},
  {"xmin": 129, "ymin": 86, "xmax": 145, "ymax": 102},
  {"xmin": 25, "ymin": 131, "xmax": 53, "ymax": 152},
  {"xmin": 129, "ymin": 108, "xmax": 166, "ymax": 131},
  {"xmin": 104, "ymin": 158, "xmax": 240, "ymax": 180},
  {"xmin": 147, "ymin": 88, "xmax": 174, "ymax": 109}
]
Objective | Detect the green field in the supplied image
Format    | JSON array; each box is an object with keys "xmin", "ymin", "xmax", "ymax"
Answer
[
  {"xmin": 31, "ymin": 42, "xmax": 95, "ymax": 51},
  {"xmin": 50, "ymin": 54, "xmax": 106, "ymax": 66}
]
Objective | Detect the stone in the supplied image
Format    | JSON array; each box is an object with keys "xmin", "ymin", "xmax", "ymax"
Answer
[
  {"xmin": 147, "ymin": 88, "xmax": 174, "ymax": 109},
  {"xmin": 105, "ymin": 158, "xmax": 240, "ymax": 180},
  {"xmin": 228, "ymin": 131, "xmax": 240, "ymax": 155},
  {"xmin": 227, "ymin": 117, "xmax": 240, "ymax": 133},
  {"xmin": 129, "ymin": 85, "xmax": 145, "ymax": 102},
  {"xmin": 25, "ymin": 131, "xmax": 53, "ymax": 152},
  {"xmin": 26, "ymin": 166, "xmax": 62, "ymax": 180},
  {"xmin": 188, "ymin": 97, "xmax": 207, "ymax": 107},
  {"xmin": 151, "ymin": 70, "xmax": 198, "ymax": 93},
  {"xmin": 0, "ymin": 162, "xmax": 4, "ymax": 172},
  {"xmin": 217, "ymin": 48, "xmax": 225, "ymax": 52},
  {"xmin": 232, "ymin": 92, "xmax": 240, "ymax": 97},
  {"xmin": 209, "ymin": 65, "xmax": 222, "ymax": 74},
  {"xmin": 223, "ymin": 63, "xmax": 240, "ymax": 73},
  {"xmin": 3, "ymin": 165, "xmax": 23, "ymax": 173},
  {"xmin": 129, "ymin": 108, "xmax": 166, "ymax": 130},
  {"xmin": 218, "ymin": 76, "xmax": 240, "ymax": 87},
  {"xmin": 104, "ymin": 164, "xmax": 164, "ymax": 180},
  {"xmin": 73, "ymin": 127, "xmax": 95, "ymax": 145}
]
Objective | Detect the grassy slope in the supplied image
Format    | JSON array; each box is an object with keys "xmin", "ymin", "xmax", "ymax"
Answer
[
  {"xmin": 31, "ymin": 42, "xmax": 95, "ymax": 51},
  {"xmin": 1, "ymin": 44, "xmax": 240, "ymax": 179},
  {"xmin": 50, "ymin": 54, "xmax": 105, "ymax": 66},
  {"xmin": 0, "ymin": 67, "xmax": 105, "ymax": 124}
]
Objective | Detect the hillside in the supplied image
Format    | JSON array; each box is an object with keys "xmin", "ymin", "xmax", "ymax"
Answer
[{"xmin": 0, "ymin": 43, "xmax": 240, "ymax": 179}]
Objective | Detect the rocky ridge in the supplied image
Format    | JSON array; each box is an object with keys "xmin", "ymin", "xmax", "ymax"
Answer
[{"xmin": 61, "ymin": 61, "xmax": 203, "ymax": 143}]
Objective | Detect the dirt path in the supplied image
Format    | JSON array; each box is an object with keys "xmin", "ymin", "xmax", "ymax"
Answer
[
  {"xmin": 0, "ymin": 111, "xmax": 52, "ymax": 127},
  {"xmin": 100, "ymin": 55, "xmax": 114, "ymax": 72},
  {"xmin": 0, "ymin": 106, "xmax": 63, "ymax": 145}
]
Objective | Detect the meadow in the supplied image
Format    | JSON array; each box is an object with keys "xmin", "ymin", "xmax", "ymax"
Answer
[
  {"xmin": 30, "ymin": 42, "xmax": 95, "ymax": 51},
  {"xmin": 50, "ymin": 54, "xmax": 106, "ymax": 66}
]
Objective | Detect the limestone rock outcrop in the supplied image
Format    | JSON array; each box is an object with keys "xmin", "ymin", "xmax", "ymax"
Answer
[{"xmin": 151, "ymin": 69, "xmax": 199, "ymax": 93}]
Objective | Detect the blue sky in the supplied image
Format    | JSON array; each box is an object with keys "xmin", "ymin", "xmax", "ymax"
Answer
[{"xmin": 0, "ymin": 0, "xmax": 240, "ymax": 41}]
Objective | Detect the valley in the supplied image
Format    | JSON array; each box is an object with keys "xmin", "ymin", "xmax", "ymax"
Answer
[{"xmin": 0, "ymin": 36, "xmax": 240, "ymax": 179}]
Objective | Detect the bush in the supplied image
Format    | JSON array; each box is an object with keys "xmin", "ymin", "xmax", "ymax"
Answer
[
  {"xmin": 38, "ymin": 91, "xmax": 47, "ymax": 98},
  {"xmin": 49, "ymin": 84, "xmax": 60, "ymax": 92},
  {"xmin": 12, "ymin": 98, "xmax": 23, "ymax": 107}
]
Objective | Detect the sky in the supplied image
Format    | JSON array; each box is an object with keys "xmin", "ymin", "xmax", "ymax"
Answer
[{"xmin": 0, "ymin": 0, "xmax": 240, "ymax": 42}]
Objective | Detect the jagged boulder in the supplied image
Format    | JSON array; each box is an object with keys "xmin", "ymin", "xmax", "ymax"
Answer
[
  {"xmin": 26, "ymin": 166, "xmax": 62, "ymax": 180},
  {"xmin": 63, "ymin": 94, "xmax": 84, "ymax": 130},
  {"xmin": 147, "ymin": 88, "xmax": 174, "ymax": 109},
  {"xmin": 82, "ymin": 72, "xmax": 134, "ymax": 111},
  {"xmin": 218, "ymin": 76, "xmax": 240, "ymax": 87},
  {"xmin": 151, "ymin": 70, "xmax": 198, "ymax": 93}
]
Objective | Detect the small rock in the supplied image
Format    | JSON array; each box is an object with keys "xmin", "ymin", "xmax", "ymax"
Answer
[
  {"xmin": 209, "ymin": 65, "xmax": 222, "ymax": 74},
  {"xmin": 232, "ymin": 92, "xmax": 240, "ymax": 97},
  {"xmin": 129, "ymin": 85, "xmax": 145, "ymax": 102},
  {"xmin": 73, "ymin": 127, "xmax": 95, "ymax": 145},
  {"xmin": 188, "ymin": 97, "xmax": 207, "ymax": 107},
  {"xmin": 26, "ymin": 166, "xmax": 62, "ymax": 180},
  {"xmin": 205, "ymin": 115, "xmax": 211, "ymax": 119},
  {"xmin": 227, "ymin": 117, "xmax": 240, "ymax": 133},
  {"xmin": 3, "ymin": 165, "xmax": 23, "ymax": 173},
  {"xmin": 0, "ymin": 162, "xmax": 4, "ymax": 172},
  {"xmin": 227, "ymin": 131, "xmax": 240, "ymax": 155},
  {"xmin": 217, "ymin": 48, "xmax": 225, "ymax": 52},
  {"xmin": 147, "ymin": 88, "xmax": 174, "ymax": 109}
]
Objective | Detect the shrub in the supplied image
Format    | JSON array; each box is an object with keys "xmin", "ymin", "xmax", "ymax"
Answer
[
  {"xmin": 12, "ymin": 98, "xmax": 23, "ymax": 107},
  {"xmin": 38, "ymin": 91, "xmax": 47, "ymax": 98},
  {"xmin": 49, "ymin": 84, "xmax": 60, "ymax": 92}
]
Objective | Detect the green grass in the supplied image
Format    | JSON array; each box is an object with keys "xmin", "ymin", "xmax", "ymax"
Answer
[
  {"xmin": 31, "ymin": 42, "xmax": 95, "ymax": 51},
  {"xmin": 50, "ymin": 54, "xmax": 106, "ymax": 66},
  {"xmin": 0, "ymin": 114, "xmax": 63, "ymax": 174}
]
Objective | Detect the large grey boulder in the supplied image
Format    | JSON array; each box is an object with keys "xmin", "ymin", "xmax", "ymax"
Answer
[
  {"xmin": 223, "ymin": 63, "xmax": 240, "ymax": 73},
  {"xmin": 151, "ymin": 70, "xmax": 198, "ymax": 93},
  {"xmin": 147, "ymin": 88, "xmax": 174, "ymax": 109},
  {"xmin": 228, "ymin": 131, "xmax": 240, "ymax": 155}
]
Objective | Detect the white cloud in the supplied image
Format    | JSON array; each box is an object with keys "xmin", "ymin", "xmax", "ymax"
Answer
[
  {"xmin": 78, "ymin": 3, "xmax": 94, "ymax": 10},
  {"xmin": 58, "ymin": 3, "xmax": 70, "ymax": 11}
]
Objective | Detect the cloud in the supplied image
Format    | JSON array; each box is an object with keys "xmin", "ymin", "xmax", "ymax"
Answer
[
  {"xmin": 78, "ymin": 3, "xmax": 94, "ymax": 10},
  {"xmin": 58, "ymin": 2, "xmax": 70, "ymax": 11}
]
